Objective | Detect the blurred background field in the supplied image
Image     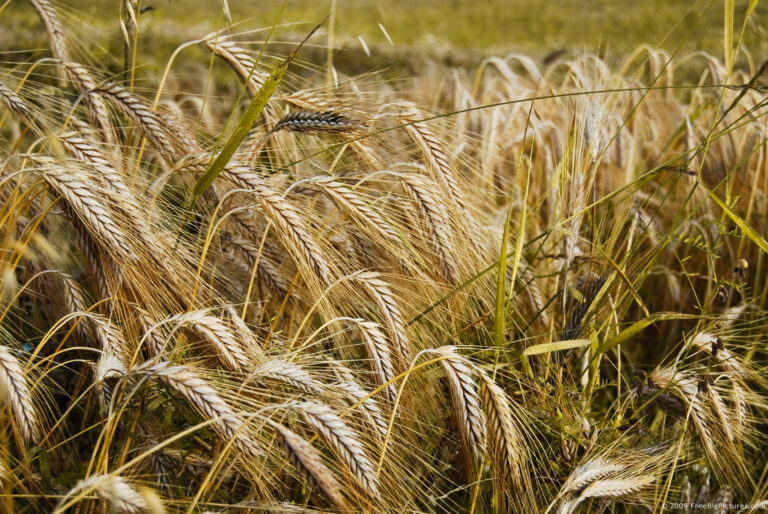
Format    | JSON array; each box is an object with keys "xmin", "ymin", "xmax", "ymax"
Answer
[{"xmin": 3, "ymin": 0, "xmax": 767, "ymax": 78}]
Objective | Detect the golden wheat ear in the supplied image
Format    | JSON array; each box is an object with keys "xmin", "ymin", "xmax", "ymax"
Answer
[{"xmin": 267, "ymin": 419, "xmax": 349, "ymax": 509}]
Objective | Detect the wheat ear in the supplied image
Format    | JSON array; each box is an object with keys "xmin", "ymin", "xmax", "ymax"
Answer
[
  {"xmin": 143, "ymin": 362, "xmax": 262, "ymax": 460},
  {"xmin": 225, "ymin": 236, "xmax": 292, "ymax": 301},
  {"xmin": 269, "ymin": 110, "xmax": 363, "ymax": 135},
  {"xmin": 176, "ymin": 155, "xmax": 332, "ymax": 284},
  {"xmin": 354, "ymin": 319, "xmax": 397, "ymax": 402},
  {"xmin": 0, "ymin": 344, "xmax": 40, "ymax": 444},
  {"xmin": 93, "ymin": 83, "xmax": 193, "ymax": 159},
  {"xmin": 479, "ymin": 372, "xmax": 531, "ymax": 509},
  {"xmin": 401, "ymin": 174, "xmax": 460, "ymax": 284},
  {"xmin": 203, "ymin": 35, "xmax": 269, "ymax": 97},
  {"xmin": 34, "ymin": 160, "xmax": 135, "ymax": 259},
  {"xmin": 58, "ymin": 474, "xmax": 150, "ymax": 514},
  {"xmin": 267, "ymin": 419, "xmax": 348, "ymax": 509},
  {"xmin": 434, "ymin": 347, "xmax": 487, "ymax": 466},
  {"xmin": 354, "ymin": 272, "xmax": 411, "ymax": 367},
  {"xmin": 395, "ymin": 102, "xmax": 468, "ymax": 211},
  {"xmin": 0, "ymin": 81, "xmax": 34, "ymax": 123},
  {"xmin": 172, "ymin": 311, "xmax": 251, "ymax": 371},
  {"xmin": 251, "ymin": 359, "xmax": 324, "ymax": 394},
  {"xmin": 298, "ymin": 401, "xmax": 380, "ymax": 499},
  {"xmin": 311, "ymin": 176, "xmax": 400, "ymax": 244}
]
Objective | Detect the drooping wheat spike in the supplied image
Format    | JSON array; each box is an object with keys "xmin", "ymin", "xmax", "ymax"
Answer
[
  {"xmin": 690, "ymin": 332, "xmax": 746, "ymax": 378},
  {"xmin": 251, "ymin": 359, "xmax": 324, "ymax": 394},
  {"xmin": 354, "ymin": 272, "xmax": 411, "ymax": 367},
  {"xmin": 732, "ymin": 382, "xmax": 748, "ymax": 439},
  {"xmin": 284, "ymin": 90, "xmax": 382, "ymax": 168},
  {"xmin": 394, "ymin": 102, "xmax": 469, "ymax": 213},
  {"xmin": 224, "ymin": 306, "xmax": 265, "ymax": 360},
  {"xmin": 142, "ymin": 362, "xmax": 262, "ymax": 460},
  {"xmin": 60, "ymin": 63, "xmax": 114, "ymax": 141},
  {"xmin": 171, "ymin": 311, "xmax": 251, "ymax": 371},
  {"xmin": 354, "ymin": 319, "xmax": 397, "ymax": 402},
  {"xmin": 28, "ymin": 0, "xmax": 70, "ymax": 64},
  {"xmin": 203, "ymin": 35, "xmax": 270, "ymax": 97},
  {"xmin": 298, "ymin": 401, "xmax": 380, "ymax": 499},
  {"xmin": 240, "ymin": 181, "xmax": 332, "ymax": 285},
  {"xmin": 136, "ymin": 310, "xmax": 168, "ymax": 359},
  {"xmin": 707, "ymin": 386, "xmax": 735, "ymax": 444},
  {"xmin": 434, "ymin": 347, "xmax": 487, "ymax": 467},
  {"xmin": 0, "ymin": 342, "xmax": 40, "ymax": 444},
  {"xmin": 269, "ymin": 109, "xmax": 363, "ymax": 135},
  {"xmin": 72, "ymin": 221, "xmax": 113, "ymax": 301},
  {"xmin": 94, "ymin": 351, "xmax": 128, "ymax": 405},
  {"xmin": 266, "ymin": 419, "xmax": 348, "ymax": 509},
  {"xmin": 560, "ymin": 458, "xmax": 625, "ymax": 494},
  {"xmin": 33, "ymin": 159, "xmax": 135, "ymax": 259},
  {"xmin": 578, "ymin": 475, "xmax": 656, "ymax": 500},
  {"xmin": 336, "ymin": 379, "xmax": 389, "ymax": 444},
  {"xmin": 0, "ymin": 81, "xmax": 34, "ymax": 123},
  {"xmin": 646, "ymin": 368, "xmax": 716, "ymax": 458},
  {"xmin": 61, "ymin": 273, "xmax": 96, "ymax": 341},
  {"xmin": 478, "ymin": 372, "xmax": 532, "ymax": 510},
  {"xmin": 225, "ymin": 236, "xmax": 293, "ymax": 302},
  {"xmin": 91, "ymin": 315, "xmax": 132, "ymax": 366},
  {"xmin": 93, "ymin": 83, "xmax": 194, "ymax": 159},
  {"xmin": 57, "ymin": 474, "xmax": 150, "ymax": 514},
  {"xmin": 311, "ymin": 176, "xmax": 400, "ymax": 244},
  {"xmin": 57, "ymin": 131, "xmax": 133, "ymax": 202},
  {"xmin": 176, "ymin": 155, "xmax": 332, "ymax": 284},
  {"xmin": 401, "ymin": 174, "xmax": 460, "ymax": 284}
]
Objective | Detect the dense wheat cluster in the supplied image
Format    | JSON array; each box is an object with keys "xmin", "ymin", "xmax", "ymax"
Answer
[{"xmin": 1, "ymin": 1, "xmax": 768, "ymax": 512}]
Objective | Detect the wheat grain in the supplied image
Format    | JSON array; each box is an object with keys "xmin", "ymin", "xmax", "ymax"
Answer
[{"xmin": 172, "ymin": 311, "xmax": 251, "ymax": 371}]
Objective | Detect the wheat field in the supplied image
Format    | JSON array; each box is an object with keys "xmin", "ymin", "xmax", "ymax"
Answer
[{"xmin": 1, "ymin": 0, "xmax": 768, "ymax": 512}]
